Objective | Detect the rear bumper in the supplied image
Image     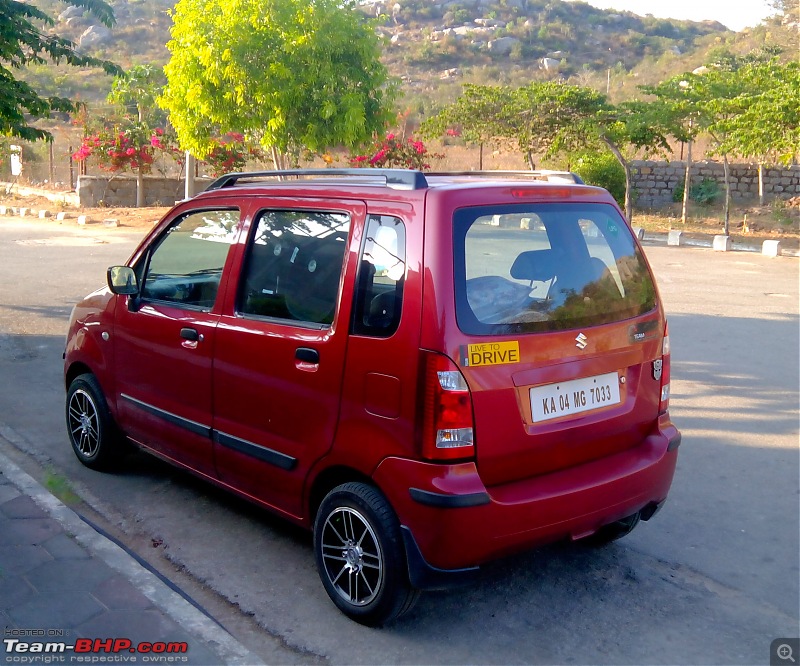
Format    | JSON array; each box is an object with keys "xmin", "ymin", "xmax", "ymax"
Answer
[{"xmin": 373, "ymin": 418, "xmax": 680, "ymax": 574}]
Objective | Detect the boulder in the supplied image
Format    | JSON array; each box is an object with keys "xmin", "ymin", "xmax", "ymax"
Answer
[
  {"xmin": 487, "ymin": 36, "xmax": 519, "ymax": 54},
  {"xmin": 79, "ymin": 25, "xmax": 113, "ymax": 48}
]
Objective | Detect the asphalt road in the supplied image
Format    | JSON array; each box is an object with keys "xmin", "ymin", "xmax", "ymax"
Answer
[{"xmin": 0, "ymin": 215, "xmax": 797, "ymax": 664}]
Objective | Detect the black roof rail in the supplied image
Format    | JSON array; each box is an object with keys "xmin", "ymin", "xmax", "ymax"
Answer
[
  {"xmin": 426, "ymin": 170, "xmax": 585, "ymax": 184},
  {"xmin": 204, "ymin": 168, "xmax": 429, "ymax": 192}
]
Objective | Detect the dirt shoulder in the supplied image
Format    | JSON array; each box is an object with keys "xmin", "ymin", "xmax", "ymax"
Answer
[{"xmin": 0, "ymin": 192, "xmax": 169, "ymax": 231}]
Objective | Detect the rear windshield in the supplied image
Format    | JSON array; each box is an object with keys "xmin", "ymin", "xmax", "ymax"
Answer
[{"xmin": 454, "ymin": 203, "xmax": 656, "ymax": 335}]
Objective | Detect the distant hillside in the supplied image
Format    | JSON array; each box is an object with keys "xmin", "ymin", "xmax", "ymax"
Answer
[{"xmin": 21, "ymin": 0, "xmax": 792, "ymax": 118}]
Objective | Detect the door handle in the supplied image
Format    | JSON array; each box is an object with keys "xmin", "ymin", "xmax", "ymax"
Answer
[
  {"xmin": 180, "ymin": 327, "xmax": 200, "ymax": 342},
  {"xmin": 295, "ymin": 347, "xmax": 319, "ymax": 364}
]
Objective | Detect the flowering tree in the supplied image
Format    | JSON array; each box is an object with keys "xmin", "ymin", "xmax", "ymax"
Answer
[
  {"xmin": 349, "ymin": 133, "xmax": 443, "ymax": 170},
  {"xmin": 73, "ymin": 124, "xmax": 157, "ymax": 173},
  {"xmin": 202, "ymin": 133, "xmax": 266, "ymax": 177}
]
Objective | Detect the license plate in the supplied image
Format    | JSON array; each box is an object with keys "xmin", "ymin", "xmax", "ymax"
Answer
[{"xmin": 530, "ymin": 371, "xmax": 620, "ymax": 423}]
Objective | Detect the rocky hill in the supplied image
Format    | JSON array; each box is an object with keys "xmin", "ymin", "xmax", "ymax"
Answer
[{"xmin": 21, "ymin": 0, "xmax": 786, "ymax": 115}]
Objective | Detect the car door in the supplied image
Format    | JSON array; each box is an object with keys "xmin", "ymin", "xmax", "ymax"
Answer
[
  {"xmin": 113, "ymin": 206, "xmax": 241, "ymax": 475},
  {"xmin": 212, "ymin": 201, "xmax": 363, "ymax": 519}
]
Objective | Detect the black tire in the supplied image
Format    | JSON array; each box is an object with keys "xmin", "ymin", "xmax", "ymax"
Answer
[
  {"xmin": 313, "ymin": 482, "xmax": 419, "ymax": 626},
  {"xmin": 584, "ymin": 512, "xmax": 641, "ymax": 546},
  {"xmin": 66, "ymin": 373, "xmax": 126, "ymax": 471}
]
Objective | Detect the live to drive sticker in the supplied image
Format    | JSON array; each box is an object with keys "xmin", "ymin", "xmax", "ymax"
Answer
[{"xmin": 463, "ymin": 341, "xmax": 520, "ymax": 367}]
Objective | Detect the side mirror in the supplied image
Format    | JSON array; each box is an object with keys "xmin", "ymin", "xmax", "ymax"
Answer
[{"xmin": 107, "ymin": 266, "xmax": 139, "ymax": 296}]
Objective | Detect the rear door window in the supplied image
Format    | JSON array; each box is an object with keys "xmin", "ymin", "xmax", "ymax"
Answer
[
  {"xmin": 454, "ymin": 203, "xmax": 656, "ymax": 335},
  {"xmin": 238, "ymin": 210, "xmax": 350, "ymax": 326}
]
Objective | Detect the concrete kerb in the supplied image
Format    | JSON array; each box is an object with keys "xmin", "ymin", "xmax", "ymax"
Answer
[
  {"xmin": 0, "ymin": 440, "xmax": 265, "ymax": 666},
  {"xmin": 639, "ymin": 228, "xmax": 798, "ymax": 258}
]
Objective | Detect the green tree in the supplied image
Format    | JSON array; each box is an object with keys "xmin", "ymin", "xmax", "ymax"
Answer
[
  {"xmin": 106, "ymin": 65, "xmax": 167, "ymax": 206},
  {"xmin": 639, "ymin": 76, "xmax": 705, "ymax": 226},
  {"xmin": 713, "ymin": 59, "xmax": 800, "ymax": 204},
  {"xmin": 0, "ymin": 0, "xmax": 120, "ymax": 141},
  {"xmin": 423, "ymin": 82, "xmax": 669, "ymax": 221},
  {"xmin": 160, "ymin": 0, "xmax": 394, "ymax": 168},
  {"xmin": 108, "ymin": 64, "xmax": 165, "ymax": 125}
]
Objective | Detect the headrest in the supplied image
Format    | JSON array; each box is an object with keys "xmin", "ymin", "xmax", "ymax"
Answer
[{"xmin": 509, "ymin": 249, "xmax": 559, "ymax": 282}]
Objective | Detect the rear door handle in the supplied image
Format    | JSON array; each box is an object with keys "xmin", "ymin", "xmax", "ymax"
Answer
[
  {"xmin": 295, "ymin": 347, "xmax": 319, "ymax": 364},
  {"xmin": 180, "ymin": 327, "xmax": 200, "ymax": 342}
]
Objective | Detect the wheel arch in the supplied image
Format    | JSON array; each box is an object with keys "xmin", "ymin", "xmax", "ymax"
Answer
[
  {"xmin": 65, "ymin": 361, "xmax": 93, "ymax": 391},
  {"xmin": 307, "ymin": 465, "xmax": 374, "ymax": 524}
]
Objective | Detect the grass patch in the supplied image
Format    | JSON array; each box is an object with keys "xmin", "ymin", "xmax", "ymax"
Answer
[{"xmin": 44, "ymin": 469, "xmax": 81, "ymax": 506}]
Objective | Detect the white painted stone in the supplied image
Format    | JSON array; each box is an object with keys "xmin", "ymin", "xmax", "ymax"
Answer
[
  {"xmin": 38, "ymin": 210, "xmax": 51, "ymax": 218},
  {"xmin": 102, "ymin": 218, "xmax": 119, "ymax": 228},
  {"xmin": 632, "ymin": 226, "xmax": 645, "ymax": 240},
  {"xmin": 77, "ymin": 215, "xmax": 91, "ymax": 225},
  {"xmin": 667, "ymin": 230, "xmax": 683, "ymax": 246},
  {"xmin": 762, "ymin": 240, "xmax": 782, "ymax": 257},
  {"xmin": 56, "ymin": 212, "xmax": 69, "ymax": 221},
  {"xmin": 713, "ymin": 235, "xmax": 732, "ymax": 252}
]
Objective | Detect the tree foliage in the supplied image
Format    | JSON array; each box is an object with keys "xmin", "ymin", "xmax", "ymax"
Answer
[
  {"xmin": 422, "ymin": 82, "xmax": 670, "ymax": 220},
  {"xmin": 160, "ymin": 0, "xmax": 395, "ymax": 163},
  {"xmin": 0, "ymin": 0, "xmax": 120, "ymax": 141}
]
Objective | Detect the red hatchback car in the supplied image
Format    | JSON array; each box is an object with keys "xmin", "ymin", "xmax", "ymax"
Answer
[{"xmin": 64, "ymin": 169, "xmax": 680, "ymax": 625}]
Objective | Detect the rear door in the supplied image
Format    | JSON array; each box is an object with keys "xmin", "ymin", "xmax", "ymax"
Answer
[
  {"xmin": 451, "ymin": 201, "xmax": 665, "ymax": 487},
  {"xmin": 212, "ymin": 201, "xmax": 364, "ymax": 519}
]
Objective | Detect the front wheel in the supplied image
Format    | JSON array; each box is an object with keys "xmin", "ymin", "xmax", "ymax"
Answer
[
  {"xmin": 313, "ymin": 482, "xmax": 419, "ymax": 626},
  {"xmin": 66, "ymin": 373, "xmax": 125, "ymax": 471}
]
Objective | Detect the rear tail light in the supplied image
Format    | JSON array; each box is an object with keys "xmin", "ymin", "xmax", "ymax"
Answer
[
  {"xmin": 420, "ymin": 351, "xmax": 475, "ymax": 461},
  {"xmin": 659, "ymin": 322, "xmax": 671, "ymax": 414}
]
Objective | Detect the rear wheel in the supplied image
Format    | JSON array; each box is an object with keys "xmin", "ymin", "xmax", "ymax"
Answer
[
  {"xmin": 313, "ymin": 482, "xmax": 419, "ymax": 626},
  {"xmin": 66, "ymin": 373, "xmax": 125, "ymax": 471}
]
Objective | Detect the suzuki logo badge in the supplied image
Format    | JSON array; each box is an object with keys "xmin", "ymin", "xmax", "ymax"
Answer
[{"xmin": 575, "ymin": 333, "xmax": 588, "ymax": 350}]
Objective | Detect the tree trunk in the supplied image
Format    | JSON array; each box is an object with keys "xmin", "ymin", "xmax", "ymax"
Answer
[
  {"xmin": 758, "ymin": 163, "xmax": 764, "ymax": 206},
  {"xmin": 600, "ymin": 135, "xmax": 632, "ymax": 223},
  {"xmin": 722, "ymin": 154, "xmax": 731, "ymax": 235},
  {"xmin": 681, "ymin": 139, "xmax": 692, "ymax": 225},
  {"xmin": 136, "ymin": 171, "xmax": 145, "ymax": 208},
  {"xmin": 526, "ymin": 150, "xmax": 535, "ymax": 170},
  {"xmin": 270, "ymin": 147, "xmax": 286, "ymax": 171}
]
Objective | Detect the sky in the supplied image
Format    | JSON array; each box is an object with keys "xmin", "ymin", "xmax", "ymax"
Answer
[{"xmin": 570, "ymin": 0, "xmax": 775, "ymax": 32}]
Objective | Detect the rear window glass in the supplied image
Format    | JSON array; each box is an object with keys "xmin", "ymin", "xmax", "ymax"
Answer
[{"xmin": 454, "ymin": 203, "xmax": 656, "ymax": 335}]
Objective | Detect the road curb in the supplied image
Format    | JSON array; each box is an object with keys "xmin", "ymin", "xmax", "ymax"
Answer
[{"xmin": 0, "ymin": 437, "xmax": 265, "ymax": 666}]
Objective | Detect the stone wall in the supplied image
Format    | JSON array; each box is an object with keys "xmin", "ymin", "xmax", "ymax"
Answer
[
  {"xmin": 76, "ymin": 164, "xmax": 799, "ymax": 209},
  {"xmin": 76, "ymin": 175, "xmax": 212, "ymax": 208},
  {"xmin": 631, "ymin": 161, "xmax": 800, "ymax": 208}
]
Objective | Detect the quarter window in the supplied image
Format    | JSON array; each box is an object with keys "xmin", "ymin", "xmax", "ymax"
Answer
[
  {"xmin": 140, "ymin": 209, "xmax": 239, "ymax": 308},
  {"xmin": 239, "ymin": 210, "xmax": 350, "ymax": 326},
  {"xmin": 351, "ymin": 215, "xmax": 406, "ymax": 337}
]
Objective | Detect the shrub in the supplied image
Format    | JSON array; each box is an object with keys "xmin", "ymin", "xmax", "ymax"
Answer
[
  {"xmin": 572, "ymin": 152, "xmax": 626, "ymax": 207},
  {"xmin": 672, "ymin": 177, "xmax": 720, "ymax": 206}
]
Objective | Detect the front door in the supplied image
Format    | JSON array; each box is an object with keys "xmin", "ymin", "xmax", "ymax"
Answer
[
  {"xmin": 212, "ymin": 202, "xmax": 363, "ymax": 519},
  {"xmin": 113, "ymin": 207, "xmax": 240, "ymax": 475}
]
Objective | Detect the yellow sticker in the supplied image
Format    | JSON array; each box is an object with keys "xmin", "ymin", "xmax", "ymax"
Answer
[{"xmin": 465, "ymin": 341, "xmax": 520, "ymax": 367}]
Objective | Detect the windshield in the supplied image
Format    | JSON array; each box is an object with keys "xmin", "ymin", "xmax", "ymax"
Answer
[{"xmin": 454, "ymin": 203, "xmax": 656, "ymax": 335}]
